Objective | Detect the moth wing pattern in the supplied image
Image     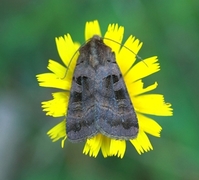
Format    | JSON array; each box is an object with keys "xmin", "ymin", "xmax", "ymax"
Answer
[
  {"xmin": 66, "ymin": 35, "xmax": 138, "ymax": 142},
  {"xmin": 95, "ymin": 47, "xmax": 139, "ymax": 140},
  {"xmin": 66, "ymin": 56, "xmax": 98, "ymax": 142}
]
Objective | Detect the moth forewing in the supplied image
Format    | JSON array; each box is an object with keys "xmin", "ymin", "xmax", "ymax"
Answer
[{"xmin": 66, "ymin": 35, "xmax": 139, "ymax": 142}]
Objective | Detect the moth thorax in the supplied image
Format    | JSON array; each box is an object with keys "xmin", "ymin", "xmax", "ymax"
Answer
[
  {"xmin": 89, "ymin": 40, "xmax": 101, "ymax": 68},
  {"xmin": 89, "ymin": 54, "xmax": 100, "ymax": 68}
]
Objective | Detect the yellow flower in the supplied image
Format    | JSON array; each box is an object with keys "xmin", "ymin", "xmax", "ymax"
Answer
[{"xmin": 36, "ymin": 20, "xmax": 173, "ymax": 158}]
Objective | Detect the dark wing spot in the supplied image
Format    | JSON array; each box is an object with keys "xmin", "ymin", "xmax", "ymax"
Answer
[
  {"xmin": 104, "ymin": 75, "xmax": 112, "ymax": 88},
  {"xmin": 73, "ymin": 91, "xmax": 82, "ymax": 102},
  {"xmin": 122, "ymin": 119, "xmax": 138, "ymax": 129},
  {"xmin": 104, "ymin": 74, "xmax": 120, "ymax": 88},
  {"xmin": 75, "ymin": 76, "xmax": 89, "ymax": 88},
  {"xmin": 82, "ymin": 76, "xmax": 89, "ymax": 90},
  {"xmin": 76, "ymin": 76, "xmax": 82, "ymax": 85},
  {"xmin": 112, "ymin": 74, "xmax": 119, "ymax": 83},
  {"xmin": 114, "ymin": 89, "xmax": 126, "ymax": 100},
  {"xmin": 71, "ymin": 123, "xmax": 81, "ymax": 132},
  {"xmin": 68, "ymin": 119, "xmax": 95, "ymax": 133}
]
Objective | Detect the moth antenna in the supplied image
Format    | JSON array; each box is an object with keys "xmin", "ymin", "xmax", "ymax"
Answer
[
  {"xmin": 103, "ymin": 37, "xmax": 148, "ymax": 67},
  {"xmin": 61, "ymin": 37, "xmax": 94, "ymax": 79},
  {"xmin": 62, "ymin": 36, "xmax": 148, "ymax": 79}
]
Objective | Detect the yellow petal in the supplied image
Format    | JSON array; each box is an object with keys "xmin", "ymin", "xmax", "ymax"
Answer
[
  {"xmin": 47, "ymin": 119, "xmax": 67, "ymax": 144},
  {"xmin": 133, "ymin": 94, "xmax": 173, "ymax": 116},
  {"xmin": 42, "ymin": 92, "xmax": 69, "ymax": 117},
  {"xmin": 47, "ymin": 60, "xmax": 75, "ymax": 87},
  {"xmin": 117, "ymin": 35, "xmax": 142, "ymax": 75},
  {"xmin": 85, "ymin": 20, "xmax": 101, "ymax": 40},
  {"xmin": 101, "ymin": 136, "xmax": 111, "ymax": 158},
  {"xmin": 130, "ymin": 130, "xmax": 153, "ymax": 154},
  {"xmin": 109, "ymin": 139, "xmax": 126, "ymax": 158},
  {"xmin": 83, "ymin": 142, "xmax": 90, "ymax": 156},
  {"xmin": 127, "ymin": 80, "xmax": 158, "ymax": 96},
  {"xmin": 137, "ymin": 113, "xmax": 162, "ymax": 137},
  {"xmin": 55, "ymin": 34, "xmax": 80, "ymax": 69},
  {"xmin": 83, "ymin": 134, "xmax": 102, "ymax": 158},
  {"xmin": 47, "ymin": 59, "xmax": 67, "ymax": 79},
  {"xmin": 126, "ymin": 56, "xmax": 160, "ymax": 83},
  {"xmin": 104, "ymin": 23, "xmax": 124, "ymax": 55},
  {"xmin": 36, "ymin": 73, "xmax": 71, "ymax": 90}
]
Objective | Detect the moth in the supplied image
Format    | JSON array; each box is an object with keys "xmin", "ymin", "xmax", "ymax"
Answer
[{"xmin": 66, "ymin": 35, "xmax": 138, "ymax": 142}]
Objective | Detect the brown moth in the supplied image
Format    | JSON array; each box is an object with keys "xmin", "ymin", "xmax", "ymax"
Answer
[{"xmin": 66, "ymin": 35, "xmax": 138, "ymax": 142}]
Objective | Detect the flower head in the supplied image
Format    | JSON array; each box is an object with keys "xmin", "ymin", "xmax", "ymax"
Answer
[{"xmin": 36, "ymin": 20, "xmax": 173, "ymax": 158}]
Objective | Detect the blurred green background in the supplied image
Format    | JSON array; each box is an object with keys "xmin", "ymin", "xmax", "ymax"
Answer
[{"xmin": 1, "ymin": 0, "xmax": 199, "ymax": 180}]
